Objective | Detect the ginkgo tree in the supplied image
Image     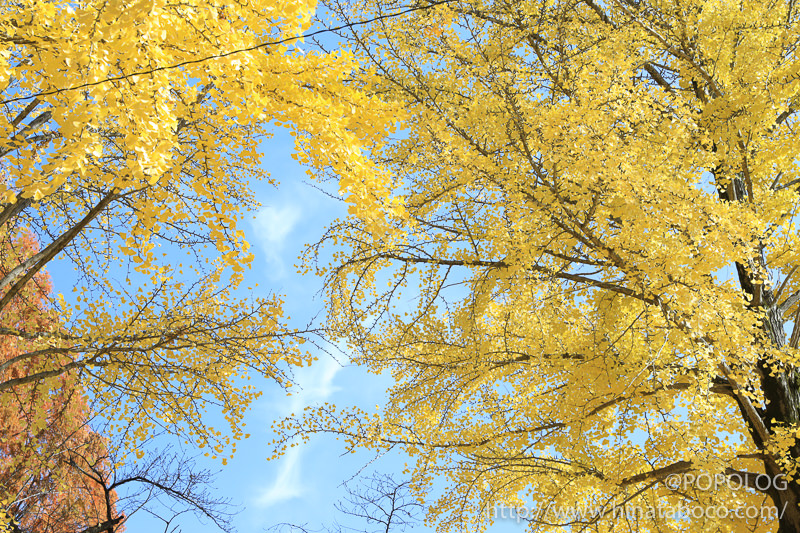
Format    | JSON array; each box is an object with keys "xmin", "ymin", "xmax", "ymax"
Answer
[
  {"xmin": 276, "ymin": 0, "xmax": 800, "ymax": 531},
  {"xmin": 0, "ymin": 0, "xmax": 399, "ymax": 519}
]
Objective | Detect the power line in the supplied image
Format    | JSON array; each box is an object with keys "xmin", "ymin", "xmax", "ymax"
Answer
[{"xmin": 1, "ymin": 0, "xmax": 454, "ymax": 106}]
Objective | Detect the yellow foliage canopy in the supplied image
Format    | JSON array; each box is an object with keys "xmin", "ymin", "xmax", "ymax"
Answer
[
  {"xmin": 278, "ymin": 0, "xmax": 800, "ymax": 531},
  {"xmin": 0, "ymin": 0, "xmax": 396, "ymax": 464}
]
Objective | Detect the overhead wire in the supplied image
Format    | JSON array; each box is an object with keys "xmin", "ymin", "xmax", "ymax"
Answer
[{"xmin": 0, "ymin": 0, "xmax": 454, "ymax": 106}]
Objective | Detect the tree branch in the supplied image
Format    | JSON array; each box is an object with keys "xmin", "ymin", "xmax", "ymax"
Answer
[{"xmin": 0, "ymin": 190, "xmax": 117, "ymax": 313}]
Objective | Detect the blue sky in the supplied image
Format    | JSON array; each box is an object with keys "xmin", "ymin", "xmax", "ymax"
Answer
[
  {"xmin": 23, "ymin": 8, "xmax": 434, "ymax": 527},
  {"xmin": 39, "ymin": 20, "xmax": 527, "ymax": 533},
  {"xmin": 110, "ymin": 124, "xmax": 521, "ymax": 532},
  {"xmin": 115, "ymin": 129, "xmax": 431, "ymax": 533}
]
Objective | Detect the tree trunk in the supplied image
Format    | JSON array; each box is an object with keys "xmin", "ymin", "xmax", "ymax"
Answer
[{"xmin": 717, "ymin": 175, "xmax": 800, "ymax": 530}]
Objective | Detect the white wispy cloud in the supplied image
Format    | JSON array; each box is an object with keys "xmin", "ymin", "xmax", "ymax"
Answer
[
  {"xmin": 255, "ymin": 446, "xmax": 305, "ymax": 507},
  {"xmin": 285, "ymin": 353, "xmax": 342, "ymax": 413},
  {"xmin": 254, "ymin": 354, "xmax": 342, "ymax": 508},
  {"xmin": 252, "ymin": 204, "xmax": 302, "ymax": 279}
]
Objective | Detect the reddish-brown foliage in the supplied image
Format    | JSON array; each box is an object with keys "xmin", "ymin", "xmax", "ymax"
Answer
[{"xmin": 0, "ymin": 230, "xmax": 121, "ymax": 532}]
